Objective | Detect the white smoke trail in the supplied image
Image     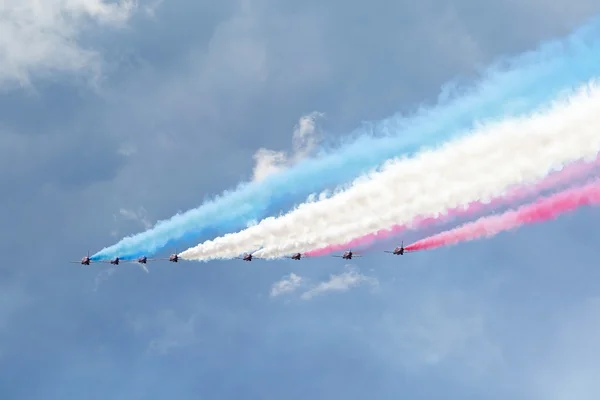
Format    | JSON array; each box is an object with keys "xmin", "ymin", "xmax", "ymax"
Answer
[{"xmin": 179, "ymin": 81, "xmax": 600, "ymax": 261}]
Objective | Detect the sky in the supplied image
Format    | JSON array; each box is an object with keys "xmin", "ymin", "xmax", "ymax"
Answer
[{"xmin": 2, "ymin": 0, "xmax": 600, "ymax": 399}]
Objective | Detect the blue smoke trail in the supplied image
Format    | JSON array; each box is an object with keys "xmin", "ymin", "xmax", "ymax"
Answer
[{"xmin": 93, "ymin": 16, "xmax": 600, "ymax": 260}]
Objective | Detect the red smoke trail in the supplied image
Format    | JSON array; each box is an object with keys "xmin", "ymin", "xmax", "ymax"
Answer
[
  {"xmin": 305, "ymin": 157, "xmax": 600, "ymax": 256},
  {"xmin": 404, "ymin": 180, "xmax": 600, "ymax": 251}
]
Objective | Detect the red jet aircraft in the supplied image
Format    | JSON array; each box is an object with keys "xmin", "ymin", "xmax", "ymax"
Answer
[
  {"xmin": 130, "ymin": 256, "xmax": 159, "ymax": 264},
  {"xmin": 332, "ymin": 251, "xmax": 361, "ymax": 260},
  {"xmin": 384, "ymin": 241, "xmax": 413, "ymax": 256},
  {"xmin": 104, "ymin": 257, "xmax": 120, "ymax": 265},
  {"xmin": 285, "ymin": 253, "xmax": 305, "ymax": 260},
  {"xmin": 70, "ymin": 252, "xmax": 93, "ymax": 265},
  {"xmin": 155, "ymin": 252, "xmax": 180, "ymax": 262}
]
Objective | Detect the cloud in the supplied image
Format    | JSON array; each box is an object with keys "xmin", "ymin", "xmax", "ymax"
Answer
[
  {"xmin": 270, "ymin": 273, "xmax": 302, "ymax": 297},
  {"xmin": 141, "ymin": 0, "xmax": 164, "ymax": 17},
  {"xmin": 93, "ymin": 267, "xmax": 117, "ymax": 291},
  {"xmin": 103, "ymin": 207, "xmax": 152, "ymax": 240},
  {"xmin": 0, "ymin": 0, "xmax": 137, "ymax": 88},
  {"xmin": 117, "ymin": 143, "xmax": 138, "ymax": 157},
  {"xmin": 373, "ymin": 286, "xmax": 504, "ymax": 383},
  {"xmin": 118, "ymin": 207, "xmax": 152, "ymax": 230},
  {"xmin": 252, "ymin": 111, "xmax": 324, "ymax": 181},
  {"xmin": 300, "ymin": 267, "xmax": 378, "ymax": 300},
  {"xmin": 269, "ymin": 267, "xmax": 378, "ymax": 300},
  {"xmin": 130, "ymin": 309, "xmax": 198, "ymax": 356},
  {"xmin": 528, "ymin": 296, "xmax": 600, "ymax": 400},
  {"xmin": 147, "ymin": 318, "xmax": 196, "ymax": 355}
]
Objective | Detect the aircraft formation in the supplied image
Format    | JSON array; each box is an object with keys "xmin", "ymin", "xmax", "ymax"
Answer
[
  {"xmin": 70, "ymin": 252, "xmax": 180, "ymax": 265},
  {"xmin": 71, "ymin": 242, "xmax": 414, "ymax": 265}
]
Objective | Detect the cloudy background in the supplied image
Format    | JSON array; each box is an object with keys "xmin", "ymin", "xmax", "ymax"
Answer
[{"xmin": 2, "ymin": 0, "xmax": 600, "ymax": 398}]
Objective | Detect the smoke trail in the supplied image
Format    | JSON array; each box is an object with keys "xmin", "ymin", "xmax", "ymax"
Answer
[
  {"xmin": 304, "ymin": 156, "xmax": 600, "ymax": 256},
  {"xmin": 94, "ymin": 16, "xmax": 600, "ymax": 260},
  {"xmin": 405, "ymin": 180, "xmax": 600, "ymax": 251},
  {"xmin": 179, "ymin": 82, "xmax": 600, "ymax": 261}
]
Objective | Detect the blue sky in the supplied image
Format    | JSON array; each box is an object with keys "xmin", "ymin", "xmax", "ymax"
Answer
[{"xmin": 2, "ymin": 0, "xmax": 600, "ymax": 399}]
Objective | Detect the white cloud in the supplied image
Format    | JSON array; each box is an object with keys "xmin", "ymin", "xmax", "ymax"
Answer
[
  {"xmin": 252, "ymin": 111, "xmax": 324, "ymax": 181},
  {"xmin": 0, "ymin": 0, "xmax": 137, "ymax": 88},
  {"xmin": 141, "ymin": 0, "xmax": 163, "ymax": 17},
  {"xmin": 93, "ymin": 267, "xmax": 117, "ymax": 291},
  {"xmin": 107, "ymin": 207, "xmax": 153, "ymax": 244},
  {"xmin": 117, "ymin": 143, "xmax": 138, "ymax": 157},
  {"xmin": 147, "ymin": 317, "xmax": 196, "ymax": 355},
  {"xmin": 129, "ymin": 309, "xmax": 198, "ymax": 356},
  {"xmin": 118, "ymin": 207, "xmax": 152, "ymax": 229},
  {"xmin": 270, "ymin": 273, "xmax": 302, "ymax": 297},
  {"xmin": 300, "ymin": 267, "xmax": 378, "ymax": 300}
]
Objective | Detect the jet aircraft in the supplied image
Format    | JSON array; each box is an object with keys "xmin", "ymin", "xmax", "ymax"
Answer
[
  {"xmin": 332, "ymin": 251, "xmax": 361, "ymax": 260},
  {"xmin": 131, "ymin": 256, "xmax": 157, "ymax": 264},
  {"xmin": 236, "ymin": 253, "xmax": 254, "ymax": 261},
  {"xmin": 156, "ymin": 252, "xmax": 180, "ymax": 263},
  {"xmin": 384, "ymin": 241, "xmax": 412, "ymax": 255},
  {"xmin": 105, "ymin": 257, "xmax": 120, "ymax": 265},
  {"xmin": 70, "ymin": 252, "xmax": 93, "ymax": 265},
  {"xmin": 286, "ymin": 253, "xmax": 305, "ymax": 260}
]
